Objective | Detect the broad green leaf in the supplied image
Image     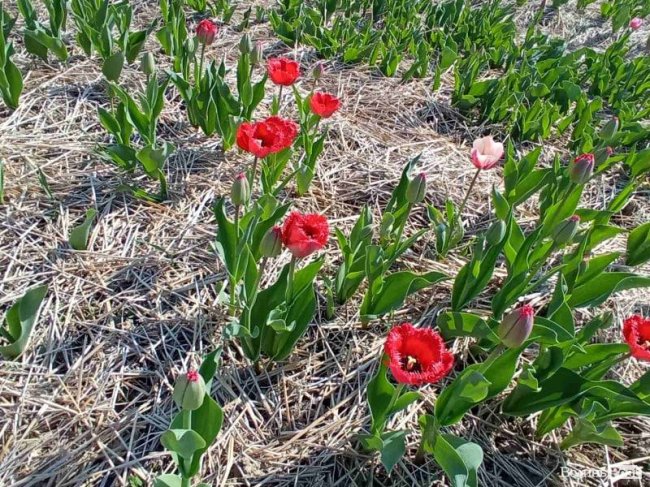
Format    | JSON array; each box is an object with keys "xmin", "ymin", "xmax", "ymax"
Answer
[
  {"xmin": 102, "ymin": 51, "xmax": 125, "ymax": 82},
  {"xmin": 379, "ymin": 430, "xmax": 407, "ymax": 473},
  {"xmin": 437, "ymin": 312, "xmax": 498, "ymax": 343},
  {"xmin": 560, "ymin": 418, "xmax": 623, "ymax": 450},
  {"xmin": 0, "ymin": 285, "xmax": 48, "ymax": 359},
  {"xmin": 153, "ymin": 474, "xmax": 183, "ymax": 487},
  {"xmin": 160, "ymin": 429, "xmax": 206, "ymax": 461},
  {"xmin": 568, "ymin": 272, "xmax": 650, "ymax": 308},
  {"xmin": 69, "ymin": 208, "xmax": 97, "ymax": 251},
  {"xmin": 626, "ymin": 221, "xmax": 650, "ymax": 267}
]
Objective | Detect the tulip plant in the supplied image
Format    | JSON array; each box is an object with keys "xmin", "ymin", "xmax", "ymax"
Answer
[
  {"xmin": 98, "ymin": 55, "xmax": 174, "ymax": 201},
  {"xmin": 0, "ymin": 5, "xmax": 22, "ymax": 109},
  {"xmin": 214, "ymin": 189, "xmax": 328, "ymax": 362},
  {"xmin": 169, "ymin": 28, "xmax": 267, "ymax": 147},
  {"xmin": 17, "ymin": 0, "xmax": 68, "ymax": 62},
  {"xmin": 156, "ymin": 351, "xmax": 223, "ymax": 487},
  {"xmin": 70, "ymin": 0, "xmax": 154, "ymax": 81},
  {"xmin": 292, "ymin": 88, "xmax": 340, "ymax": 196},
  {"xmin": 354, "ymin": 128, "xmax": 650, "ymax": 483},
  {"xmin": 332, "ymin": 159, "xmax": 447, "ymax": 325}
]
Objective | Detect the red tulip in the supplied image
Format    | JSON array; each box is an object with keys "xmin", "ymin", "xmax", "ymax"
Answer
[
  {"xmin": 309, "ymin": 92, "xmax": 340, "ymax": 118},
  {"xmin": 236, "ymin": 116, "xmax": 298, "ymax": 158},
  {"xmin": 196, "ymin": 19, "xmax": 218, "ymax": 45},
  {"xmin": 384, "ymin": 323, "xmax": 454, "ymax": 386},
  {"xmin": 623, "ymin": 315, "xmax": 650, "ymax": 361},
  {"xmin": 281, "ymin": 212, "xmax": 329, "ymax": 258},
  {"xmin": 267, "ymin": 57, "xmax": 300, "ymax": 86},
  {"xmin": 471, "ymin": 136, "xmax": 504, "ymax": 170}
]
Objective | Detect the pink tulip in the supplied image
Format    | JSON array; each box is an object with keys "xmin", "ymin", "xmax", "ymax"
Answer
[
  {"xmin": 471, "ymin": 136, "xmax": 504, "ymax": 170},
  {"xmin": 630, "ymin": 18, "xmax": 642, "ymax": 30}
]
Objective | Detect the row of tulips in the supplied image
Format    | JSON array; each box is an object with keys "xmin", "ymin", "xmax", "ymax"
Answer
[
  {"xmin": 1, "ymin": 3, "xmax": 648, "ymax": 485},
  {"xmin": 158, "ymin": 123, "xmax": 650, "ymax": 485}
]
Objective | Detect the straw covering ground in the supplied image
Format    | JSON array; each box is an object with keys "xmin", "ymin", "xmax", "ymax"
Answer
[{"xmin": 1, "ymin": 0, "xmax": 649, "ymax": 486}]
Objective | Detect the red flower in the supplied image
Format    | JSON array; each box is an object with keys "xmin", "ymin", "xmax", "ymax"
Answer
[
  {"xmin": 309, "ymin": 92, "xmax": 340, "ymax": 118},
  {"xmin": 267, "ymin": 57, "xmax": 300, "ymax": 86},
  {"xmin": 236, "ymin": 116, "xmax": 298, "ymax": 158},
  {"xmin": 384, "ymin": 323, "xmax": 454, "ymax": 386},
  {"xmin": 265, "ymin": 116, "xmax": 298, "ymax": 149},
  {"xmin": 281, "ymin": 212, "xmax": 329, "ymax": 258},
  {"xmin": 623, "ymin": 315, "xmax": 650, "ymax": 361},
  {"xmin": 196, "ymin": 19, "xmax": 218, "ymax": 45}
]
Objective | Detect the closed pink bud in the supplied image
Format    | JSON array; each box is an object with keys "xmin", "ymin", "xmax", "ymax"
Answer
[
  {"xmin": 630, "ymin": 18, "xmax": 643, "ymax": 30},
  {"xmin": 569, "ymin": 153, "xmax": 594, "ymax": 184},
  {"xmin": 498, "ymin": 305, "xmax": 535, "ymax": 348},
  {"xmin": 230, "ymin": 172, "xmax": 250, "ymax": 206}
]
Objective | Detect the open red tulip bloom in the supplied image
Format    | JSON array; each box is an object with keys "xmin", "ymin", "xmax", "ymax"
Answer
[
  {"xmin": 384, "ymin": 323, "xmax": 454, "ymax": 386},
  {"xmin": 309, "ymin": 92, "xmax": 340, "ymax": 118},
  {"xmin": 623, "ymin": 315, "xmax": 650, "ymax": 361},
  {"xmin": 236, "ymin": 116, "xmax": 298, "ymax": 158},
  {"xmin": 471, "ymin": 136, "xmax": 504, "ymax": 170},
  {"xmin": 281, "ymin": 212, "xmax": 329, "ymax": 258},
  {"xmin": 267, "ymin": 57, "xmax": 300, "ymax": 86}
]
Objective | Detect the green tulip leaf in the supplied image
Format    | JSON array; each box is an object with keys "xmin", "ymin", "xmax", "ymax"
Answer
[{"xmin": 0, "ymin": 285, "xmax": 48, "ymax": 359}]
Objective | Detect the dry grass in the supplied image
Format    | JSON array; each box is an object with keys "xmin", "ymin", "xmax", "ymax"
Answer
[{"xmin": 1, "ymin": 1, "xmax": 649, "ymax": 486}]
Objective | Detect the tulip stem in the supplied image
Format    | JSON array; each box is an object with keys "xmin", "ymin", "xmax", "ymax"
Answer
[
  {"xmin": 198, "ymin": 42, "xmax": 206, "ymax": 83},
  {"xmin": 286, "ymin": 256, "xmax": 297, "ymax": 302},
  {"xmin": 229, "ymin": 205, "xmax": 241, "ymax": 316},
  {"xmin": 181, "ymin": 410, "xmax": 192, "ymax": 487},
  {"xmin": 394, "ymin": 203, "xmax": 413, "ymax": 248},
  {"xmin": 249, "ymin": 157, "xmax": 259, "ymax": 198},
  {"xmin": 458, "ymin": 168, "xmax": 481, "ymax": 225},
  {"xmin": 415, "ymin": 415, "xmax": 438, "ymax": 465}
]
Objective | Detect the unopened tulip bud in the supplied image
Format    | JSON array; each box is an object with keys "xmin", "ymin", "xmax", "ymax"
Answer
[
  {"xmin": 498, "ymin": 304, "xmax": 534, "ymax": 348},
  {"xmin": 239, "ymin": 33, "xmax": 253, "ymax": 55},
  {"xmin": 251, "ymin": 42, "xmax": 263, "ymax": 65},
  {"xmin": 569, "ymin": 153, "xmax": 594, "ymax": 184},
  {"xmin": 172, "ymin": 369, "xmax": 206, "ymax": 411},
  {"xmin": 552, "ymin": 215, "xmax": 580, "ymax": 245},
  {"xmin": 630, "ymin": 17, "xmax": 642, "ymax": 31},
  {"xmin": 486, "ymin": 220, "xmax": 506, "ymax": 245},
  {"xmin": 594, "ymin": 146, "xmax": 613, "ymax": 166},
  {"xmin": 141, "ymin": 52, "xmax": 155, "ymax": 76},
  {"xmin": 260, "ymin": 226, "xmax": 283, "ymax": 257},
  {"xmin": 406, "ymin": 172, "xmax": 427, "ymax": 204},
  {"xmin": 231, "ymin": 173, "xmax": 250, "ymax": 206},
  {"xmin": 599, "ymin": 116, "xmax": 619, "ymax": 141},
  {"xmin": 312, "ymin": 62, "xmax": 324, "ymax": 80}
]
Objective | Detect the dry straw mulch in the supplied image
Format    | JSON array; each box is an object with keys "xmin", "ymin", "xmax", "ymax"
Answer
[{"xmin": 1, "ymin": 1, "xmax": 649, "ymax": 486}]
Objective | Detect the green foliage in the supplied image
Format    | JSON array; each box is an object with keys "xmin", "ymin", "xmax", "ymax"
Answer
[
  {"xmin": 70, "ymin": 0, "xmax": 155, "ymax": 81},
  {"xmin": 0, "ymin": 285, "xmax": 48, "ymax": 359},
  {"xmin": 69, "ymin": 208, "xmax": 98, "ymax": 250},
  {"xmin": 98, "ymin": 76, "xmax": 173, "ymax": 200},
  {"xmin": 157, "ymin": 353, "xmax": 224, "ymax": 486},
  {"xmin": 17, "ymin": 0, "xmax": 69, "ymax": 61},
  {"xmin": 0, "ymin": 6, "xmax": 23, "ymax": 109},
  {"xmin": 169, "ymin": 51, "xmax": 266, "ymax": 146}
]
